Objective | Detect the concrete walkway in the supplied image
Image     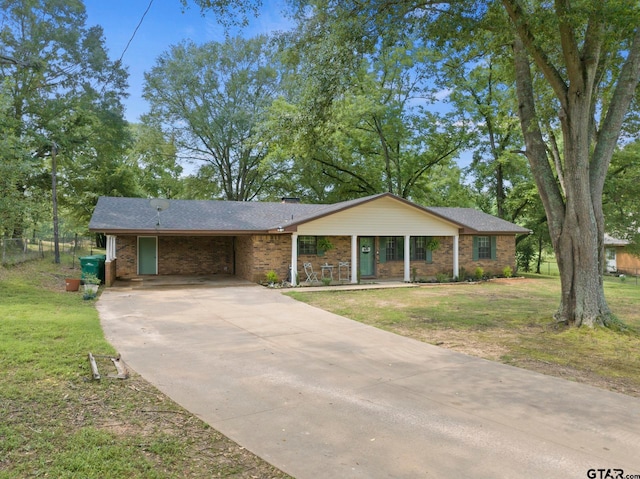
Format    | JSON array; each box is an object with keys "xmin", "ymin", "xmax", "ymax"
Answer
[{"xmin": 97, "ymin": 285, "xmax": 640, "ymax": 479}]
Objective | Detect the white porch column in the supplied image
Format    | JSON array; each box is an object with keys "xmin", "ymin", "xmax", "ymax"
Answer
[
  {"xmin": 106, "ymin": 235, "xmax": 116, "ymax": 261},
  {"xmin": 453, "ymin": 234, "xmax": 459, "ymax": 279},
  {"xmin": 290, "ymin": 233, "xmax": 298, "ymax": 285},
  {"xmin": 351, "ymin": 235, "xmax": 358, "ymax": 284},
  {"xmin": 404, "ymin": 235, "xmax": 411, "ymax": 282}
]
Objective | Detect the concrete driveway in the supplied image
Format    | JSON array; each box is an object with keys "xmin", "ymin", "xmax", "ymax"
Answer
[{"xmin": 97, "ymin": 284, "xmax": 640, "ymax": 479}]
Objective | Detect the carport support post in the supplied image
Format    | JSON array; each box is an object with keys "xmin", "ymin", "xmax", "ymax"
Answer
[
  {"xmin": 106, "ymin": 235, "xmax": 116, "ymax": 261},
  {"xmin": 291, "ymin": 233, "xmax": 298, "ymax": 285},
  {"xmin": 351, "ymin": 235, "xmax": 358, "ymax": 284},
  {"xmin": 404, "ymin": 235, "xmax": 411, "ymax": 282}
]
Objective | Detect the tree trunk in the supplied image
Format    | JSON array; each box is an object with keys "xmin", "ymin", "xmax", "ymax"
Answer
[{"xmin": 512, "ymin": 36, "xmax": 610, "ymax": 327}]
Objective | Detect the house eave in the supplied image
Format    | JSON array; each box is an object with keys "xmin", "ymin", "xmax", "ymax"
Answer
[{"xmin": 89, "ymin": 228, "xmax": 272, "ymax": 236}]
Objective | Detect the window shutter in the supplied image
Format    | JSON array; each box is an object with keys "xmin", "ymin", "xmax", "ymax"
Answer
[
  {"xmin": 378, "ymin": 237, "xmax": 387, "ymax": 263},
  {"xmin": 426, "ymin": 248, "xmax": 432, "ymax": 264},
  {"xmin": 473, "ymin": 236, "xmax": 479, "ymax": 261},
  {"xmin": 491, "ymin": 236, "xmax": 497, "ymax": 260},
  {"xmin": 317, "ymin": 236, "xmax": 325, "ymax": 257},
  {"xmin": 397, "ymin": 236, "xmax": 404, "ymax": 260}
]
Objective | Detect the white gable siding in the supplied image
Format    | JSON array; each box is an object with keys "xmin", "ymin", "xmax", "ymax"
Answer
[{"xmin": 296, "ymin": 196, "xmax": 459, "ymax": 236}]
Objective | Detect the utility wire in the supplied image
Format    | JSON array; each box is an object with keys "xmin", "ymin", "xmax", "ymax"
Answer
[{"xmin": 118, "ymin": 0, "xmax": 155, "ymax": 64}]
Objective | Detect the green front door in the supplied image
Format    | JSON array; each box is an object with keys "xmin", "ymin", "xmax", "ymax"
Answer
[
  {"xmin": 138, "ymin": 236, "xmax": 157, "ymax": 275},
  {"xmin": 359, "ymin": 237, "xmax": 375, "ymax": 277}
]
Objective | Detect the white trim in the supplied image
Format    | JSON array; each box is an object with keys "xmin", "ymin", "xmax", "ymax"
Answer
[
  {"xmin": 351, "ymin": 235, "xmax": 358, "ymax": 284},
  {"xmin": 453, "ymin": 234, "xmax": 459, "ymax": 279},
  {"xmin": 404, "ymin": 235, "xmax": 411, "ymax": 282},
  {"xmin": 291, "ymin": 233, "xmax": 298, "ymax": 284}
]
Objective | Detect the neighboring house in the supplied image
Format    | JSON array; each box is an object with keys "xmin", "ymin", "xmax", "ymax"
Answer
[
  {"xmin": 604, "ymin": 234, "xmax": 639, "ymax": 274},
  {"xmin": 88, "ymin": 193, "xmax": 530, "ymax": 286}
]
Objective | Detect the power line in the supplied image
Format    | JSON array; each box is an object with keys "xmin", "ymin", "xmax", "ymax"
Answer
[{"xmin": 119, "ymin": 0, "xmax": 155, "ymax": 64}]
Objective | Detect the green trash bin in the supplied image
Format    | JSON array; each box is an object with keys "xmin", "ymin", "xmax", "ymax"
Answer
[{"xmin": 80, "ymin": 255, "xmax": 106, "ymax": 284}]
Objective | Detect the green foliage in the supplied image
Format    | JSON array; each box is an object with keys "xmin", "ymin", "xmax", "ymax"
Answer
[
  {"xmin": 474, "ymin": 267, "xmax": 484, "ymax": 281},
  {"xmin": 426, "ymin": 238, "xmax": 440, "ymax": 251},
  {"xmin": 604, "ymin": 141, "xmax": 640, "ymax": 242},
  {"xmin": 435, "ymin": 272, "xmax": 449, "ymax": 283},
  {"xmin": 265, "ymin": 270, "xmax": 279, "ymax": 284},
  {"xmin": 129, "ymin": 123, "xmax": 184, "ymax": 199},
  {"xmin": 143, "ymin": 35, "xmax": 283, "ymax": 201},
  {"xmin": 263, "ymin": 9, "xmax": 474, "ymax": 203},
  {"xmin": 502, "ymin": 266, "xmax": 513, "ymax": 278},
  {"xmin": 82, "ymin": 273, "xmax": 101, "ymax": 285},
  {"xmin": 1, "ymin": 0, "xmax": 130, "ymax": 235},
  {"xmin": 458, "ymin": 267, "xmax": 468, "ymax": 282},
  {"xmin": 317, "ymin": 237, "xmax": 334, "ymax": 252}
]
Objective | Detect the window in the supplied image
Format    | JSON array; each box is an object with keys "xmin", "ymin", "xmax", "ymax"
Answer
[
  {"xmin": 477, "ymin": 236, "xmax": 491, "ymax": 259},
  {"xmin": 473, "ymin": 236, "xmax": 496, "ymax": 260},
  {"xmin": 386, "ymin": 236, "xmax": 400, "ymax": 261},
  {"xmin": 411, "ymin": 237, "xmax": 426, "ymax": 261},
  {"xmin": 298, "ymin": 236, "xmax": 317, "ymax": 255},
  {"xmin": 377, "ymin": 237, "xmax": 404, "ymax": 261},
  {"xmin": 380, "ymin": 236, "xmax": 404, "ymax": 263},
  {"xmin": 379, "ymin": 237, "xmax": 434, "ymax": 263},
  {"xmin": 410, "ymin": 237, "xmax": 434, "ymax": 262}
]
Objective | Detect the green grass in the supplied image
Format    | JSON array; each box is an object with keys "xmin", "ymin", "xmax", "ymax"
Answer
[
  {"xmin": 0, "ymin": 259, "xmax": 290, "ymax": 479},
  {"xmin": 288, "ymin": 275, "xmax": 640, "ymax": 397}
]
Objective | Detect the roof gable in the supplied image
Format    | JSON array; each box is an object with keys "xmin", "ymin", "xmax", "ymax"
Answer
[{"xmin": 295, "ymin": 194, "xmax": 461, "ymax": 236}]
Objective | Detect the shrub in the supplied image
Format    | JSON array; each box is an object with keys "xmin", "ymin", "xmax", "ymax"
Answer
[
  {"xmin": 265, "ymin": 270, "xmax": 279, "ymax": 284},
  {"xmin": 435, "ymin": 272, "xmax": 449, "ymax": 283},
  {"xmin": 502, "ymin": 266, "xmax": 513, "ymax": 278},
  {"xmin": 459, "ymin": 267, "xmax": 468, "ymax": 281},
  {"xmin": 474, "ymin": 267, "xmax": 484, "ymax": 281}
]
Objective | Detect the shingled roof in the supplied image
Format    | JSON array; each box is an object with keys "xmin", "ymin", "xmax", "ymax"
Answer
[
  {"xmin": 427, "ymin": 207, "xmax": 531, "ymax": 234},
  {"xmin": 89, "ymin": 194, "xmax": 530, "ymax": 235}
]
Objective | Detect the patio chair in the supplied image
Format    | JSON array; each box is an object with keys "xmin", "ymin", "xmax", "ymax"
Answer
[
  {"xmin": 303, "ymin": 262, "xmax": 319, "ymax": 284},
  {"xmin": 338, "ymin": 261, "xmax": 350, "ymax": 282}
]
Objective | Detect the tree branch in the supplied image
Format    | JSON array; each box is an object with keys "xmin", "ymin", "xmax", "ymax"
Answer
[{"xmin": 502, "ymin": 0, "xmax": 569, "ymax": 110}]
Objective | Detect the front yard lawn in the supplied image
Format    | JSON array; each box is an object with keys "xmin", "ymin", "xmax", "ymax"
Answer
[{"xmin": 288, "ymin": 275, "xmax": 640, "ymax": 398}]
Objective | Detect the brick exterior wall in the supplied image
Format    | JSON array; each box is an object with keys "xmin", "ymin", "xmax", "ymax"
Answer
[
  {"xmin": 115, "ymin": 235, "xmax": 233, "ymax": 277},
  {"xmin": 113, "ymin": 233, "xmax": 518, "ymax": 283},
  {"xmin": 234, "ymin": 235, "xmax": 254, "ymax": 281},
  {"xmin": 159, "ymin": 236, "xmax": 233, "ymax": 275},
  {"xmin": 237, "ymin": 234, "xmax": 291, "ymax": 283},
  {"xmin": 115, "ymin": 236, "xmax": 137, "ymax": 278},
  {"xmin": 458, "ymin": 234, "xmax": 516, "ymax": 279},
  {"xmin": 105, "ymin": 260, "xmax": 116, "ymax": 286},
  {"xmin": 375, "ymin": 236, "xmax": 453, "ymax": 280},
  {"xmin": 296, "ymin": 236, "xmax": 352, "ymax": 282}
]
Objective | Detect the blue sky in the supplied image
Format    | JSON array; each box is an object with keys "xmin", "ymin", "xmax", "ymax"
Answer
[{"xmin": 84, "ymin": 1, "xmax": 292, "ymax": 122}]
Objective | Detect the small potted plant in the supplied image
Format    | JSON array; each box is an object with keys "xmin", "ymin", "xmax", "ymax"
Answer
[{"xmin": 82, "ymin": 273, "xmax": 101, "ymax": 298}]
